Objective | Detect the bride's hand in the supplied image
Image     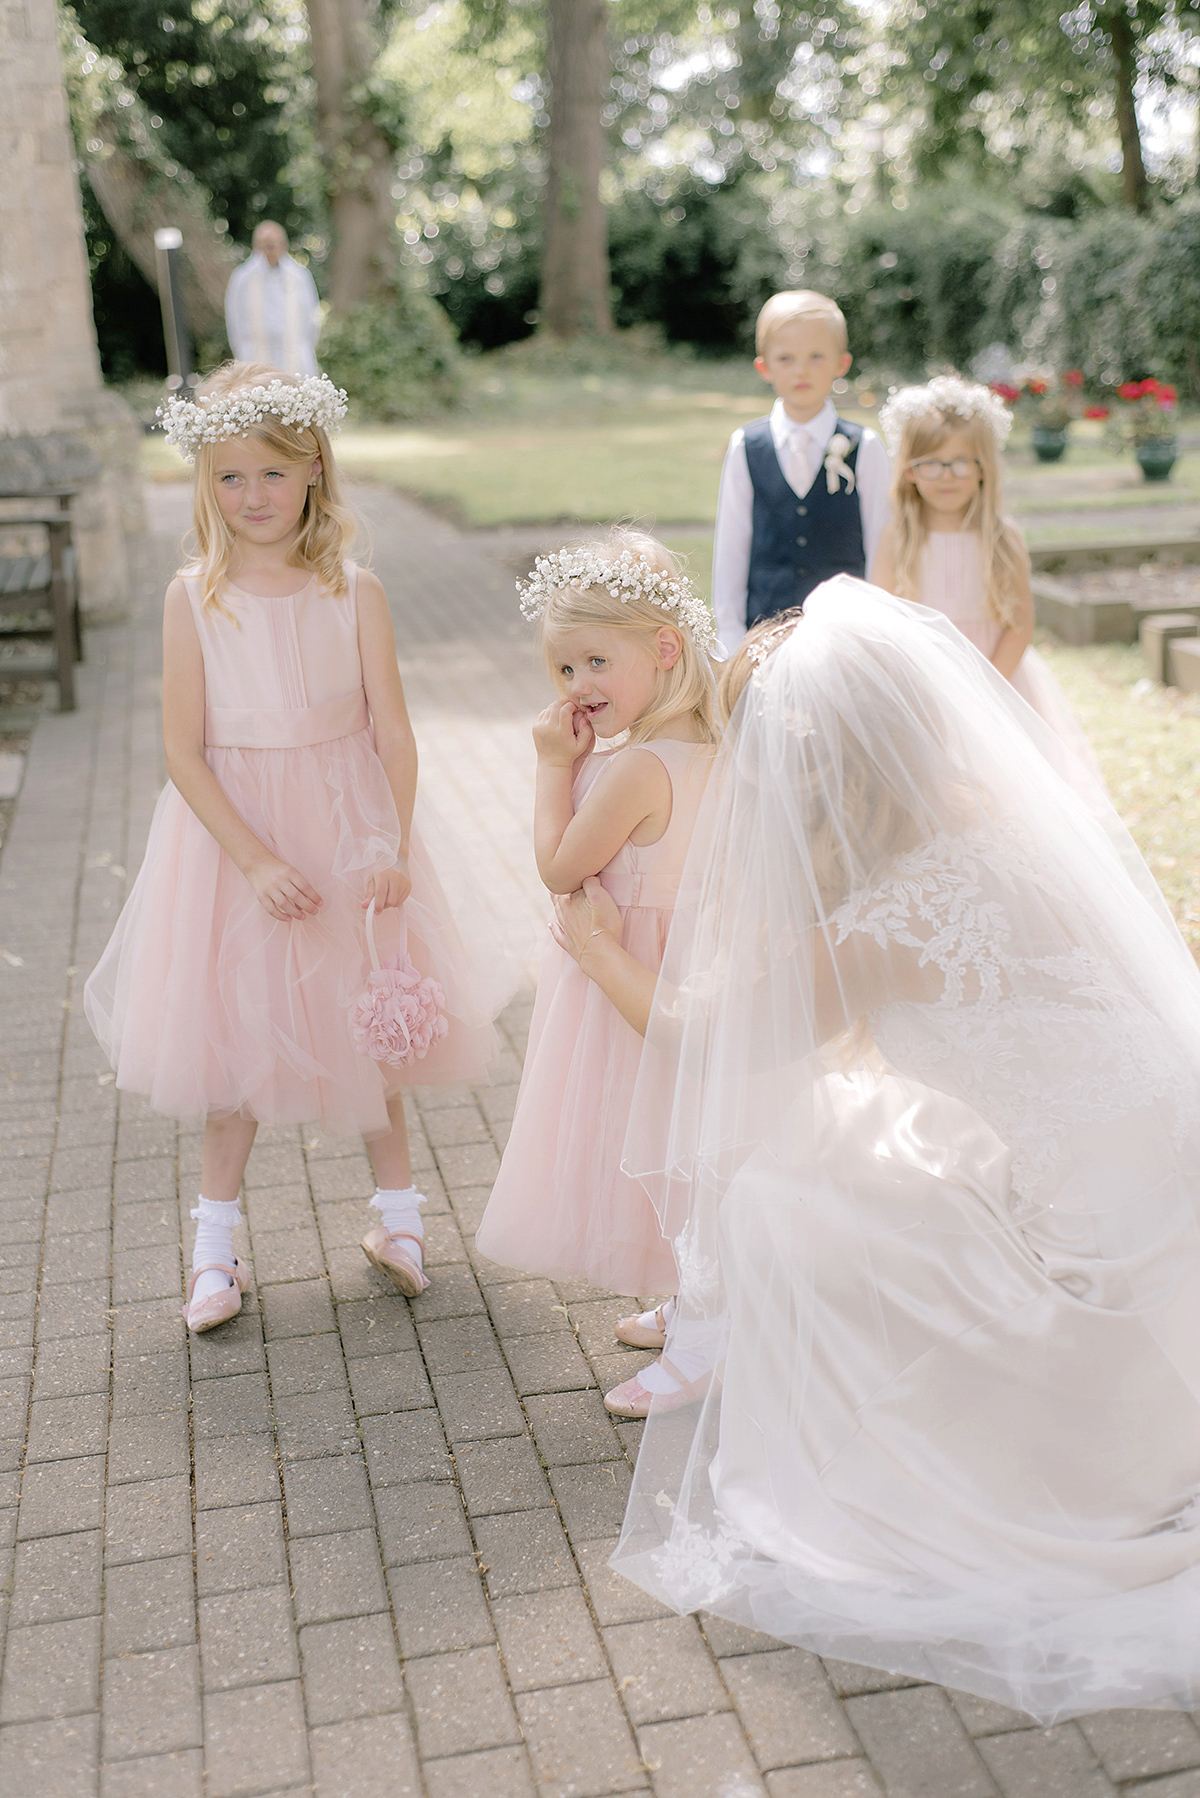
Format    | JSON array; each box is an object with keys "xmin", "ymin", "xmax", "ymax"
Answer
[{"xmin": 550, "ymin": 877, "xmax": 622, "ymax": 964}]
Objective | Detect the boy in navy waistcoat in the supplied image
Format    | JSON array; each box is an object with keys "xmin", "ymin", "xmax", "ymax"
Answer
[{"xmin": 712, "ymin": 290, "xmax": 891, "ymax": 656}]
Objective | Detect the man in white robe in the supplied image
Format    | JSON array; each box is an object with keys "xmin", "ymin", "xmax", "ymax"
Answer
[{"xmin": 224, "ymin": 221, "xmax": 322, "ymax": 376}]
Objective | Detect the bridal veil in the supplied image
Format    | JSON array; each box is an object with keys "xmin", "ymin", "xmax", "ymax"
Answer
[{"xmin": 614, "ymin": 577, "xmax": 1200, "ymax": 1723}]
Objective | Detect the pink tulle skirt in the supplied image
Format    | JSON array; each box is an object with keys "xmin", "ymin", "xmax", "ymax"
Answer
[
  {"xmin": 84, "ymin": 726, "xmax": 510, "ymax": 1137},
  {"xmin": 476, "ymin": 908, "xmax": 677, "ymax": 1298}
]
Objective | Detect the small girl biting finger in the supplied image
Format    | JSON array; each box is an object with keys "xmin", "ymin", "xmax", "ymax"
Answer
[{"xmin": 475, "ymin": 529, "xmax": 720, "ymax": 1417}]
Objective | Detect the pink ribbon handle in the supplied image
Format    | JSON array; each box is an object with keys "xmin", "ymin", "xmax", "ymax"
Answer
[{"xmin": 363, "ymin": 894, "xmax": 409, "ymax": 971}]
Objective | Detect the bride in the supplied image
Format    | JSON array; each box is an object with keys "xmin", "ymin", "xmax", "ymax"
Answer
[{"xmin": 550, "ymin": 576, "xmax": 1200, "ymax": 1724}]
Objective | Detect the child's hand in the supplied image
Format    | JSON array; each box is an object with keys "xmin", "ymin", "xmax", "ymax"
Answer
[
  {"xmin": 366, "ymin": 860, "xmax": 412, "ymax": 911},
  {"xmin": 550, "ymin": 877, "xmax": 622, "ymax": 963},
  {"xmin": 533, "ymin": 699, "xmax": 594, "ymax": 769},
  {"xmin": 250, "ymin": 858, "xmax": 323, "ymax": 921}
]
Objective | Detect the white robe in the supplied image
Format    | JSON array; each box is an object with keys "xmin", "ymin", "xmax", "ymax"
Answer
[{"xmin": 224, "ymin": 253, "xmax": 322, "ymax": 376}]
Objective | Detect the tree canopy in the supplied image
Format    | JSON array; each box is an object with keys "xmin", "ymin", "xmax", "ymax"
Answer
[{"xmin": 62, "ymin": 0, "xmax": 1200, "ymax": 381}]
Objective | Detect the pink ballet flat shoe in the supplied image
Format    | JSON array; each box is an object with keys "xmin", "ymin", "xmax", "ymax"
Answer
[
  {"xmin": 603, "ymin": 1362, "xmax": 711, "ymax": 1420},
  {"xmin": 183, "ymin": 1259, "xmax": 250, "ymax": 1335},
  {"xmin": 614, "ymin": 1304, "xmax": 670, "ymax": 1350},
  {"xmin": 361, "ymin": 1225, "xmax": 430, "ymax": 1298}
]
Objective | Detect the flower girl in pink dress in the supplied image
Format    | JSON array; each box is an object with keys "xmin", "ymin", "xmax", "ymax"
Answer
[
  {"xmin": 871, "ymin": 376, "xmax": 1103, "ymax": 786},
  {"xmin": 475, "ymin": 531, "xmax": 719, "ymax": 1415},
  {"xmin": 85, "ymin": 362, "xmax": 514, "ymax": 1332}
]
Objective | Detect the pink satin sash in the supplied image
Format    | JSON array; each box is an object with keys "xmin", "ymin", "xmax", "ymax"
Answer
[{"xmin": 205, "ymin": 687, "xmax": 369, "ymax": 749}]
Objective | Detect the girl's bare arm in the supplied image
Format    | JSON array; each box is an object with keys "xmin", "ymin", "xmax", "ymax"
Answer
[
  {"xmin": 535, "ymin": 706, "xmax": 673, "ymax": 893},
  {"xmin": 869, "ymin": 521, "xmax": 898, "ymax": 592},
  {"xmin": 990, "ymin": 565, "xmax": 1035, "ymax": 680},
  {"xmin": 357, "ymin": 570, "xmax": 418, "ymax": 906},
  {"xmin": 161, "ymin": 579, "xmax": 322, "ymax": 921}
]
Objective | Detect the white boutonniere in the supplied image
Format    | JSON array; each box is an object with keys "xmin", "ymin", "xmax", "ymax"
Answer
[{"xmin": 824, "ymin": 433, "xmax": 856, "ymax": 494}]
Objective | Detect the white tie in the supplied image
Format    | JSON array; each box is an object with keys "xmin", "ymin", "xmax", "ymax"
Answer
[{"xmin": 783, "ymin": 427, "xmax": 812, "ymax": 496}]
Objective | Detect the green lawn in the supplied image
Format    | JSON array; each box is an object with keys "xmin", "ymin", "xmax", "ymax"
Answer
[
  {"xmin": 138, "ymin": 355, "xmax": 1199, "ymax": 538},
  {"xmin": 1038, "ymin": 637, "xmax": 1200, "ymax": 953}
]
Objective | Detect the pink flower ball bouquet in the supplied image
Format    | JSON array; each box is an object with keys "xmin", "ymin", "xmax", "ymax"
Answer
[{"xmin": 350, "ymin": 898, "xmax": 448, "ymax": 1068}]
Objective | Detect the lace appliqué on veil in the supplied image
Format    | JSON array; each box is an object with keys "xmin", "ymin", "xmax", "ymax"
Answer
[
  {"xmin": 832, "ymin": 832, "xmax": 1198, "ymax": 1206},
  {"xmin": 650, "ymin": 1492, "xmax": 753, "ymax": 1608}
]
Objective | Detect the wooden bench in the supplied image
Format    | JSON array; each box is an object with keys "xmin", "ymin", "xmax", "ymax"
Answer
[
  {"xmin": 0, "ymin": 433, "xmax": 97, "ymax": 713},
  {"xmin": 0, "ymin": 515, "xmax": 81, "ymax": 710}
]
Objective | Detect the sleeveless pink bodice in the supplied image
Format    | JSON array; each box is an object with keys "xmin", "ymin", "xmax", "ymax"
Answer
[
  {"xmin": 184, "ymin": 563, "xmax": 369, "ymax": 748},
  {"xmin": 575, "ymin": 737, "xmax": 713, "ymax": 913},
  {"xmin": 918, "ymin": 533, "xmax": 1000, "ymax": 658}
]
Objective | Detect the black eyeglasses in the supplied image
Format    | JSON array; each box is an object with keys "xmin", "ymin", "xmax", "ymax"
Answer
[{"xmin": 908, "ymin": 457, "xmax": 982, "ymax": 480}]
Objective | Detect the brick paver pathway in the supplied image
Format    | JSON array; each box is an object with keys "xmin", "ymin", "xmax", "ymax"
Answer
[{"xmin": 1, "ymin": 483, "xmax": 1198, "ymax": 1798}]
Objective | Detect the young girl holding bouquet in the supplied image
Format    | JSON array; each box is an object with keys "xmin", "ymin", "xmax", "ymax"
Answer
[{"xmin": 85, "ymin": 362, "xmax": 514, "ymax": 1331}]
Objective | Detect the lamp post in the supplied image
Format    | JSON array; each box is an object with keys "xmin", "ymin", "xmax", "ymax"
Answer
[{"xmin": 154, "ymin": 227, "xmax": 196, "ymax": 399}]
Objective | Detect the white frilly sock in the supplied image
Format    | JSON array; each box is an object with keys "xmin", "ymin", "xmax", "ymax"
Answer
[
  {"xmin": 190, "ymin": 1196, "xmax": 243, "ymax": 1305},
  {"xmin": 371, "ymin": 1187, "xmax": 426, "ymax": 1269}
]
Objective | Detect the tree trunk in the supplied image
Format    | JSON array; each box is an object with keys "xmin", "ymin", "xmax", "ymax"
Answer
[
  {"xmin": 306, "ymin": 0, "xmax": 398, "ymax": 313},
  {"xmin": 541, "ymin": 0, "xmax": 612, "ymax": 338},
  {"xmin": 81, "ymin": 113, "xmax": 240, "ymax": 340},
  {"xmin": 1104, "ymin": 6, "xmax": 1149, "ymax": 213}
]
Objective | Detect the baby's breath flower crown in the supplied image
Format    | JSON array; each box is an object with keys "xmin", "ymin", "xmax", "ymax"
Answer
[
  {"xmin": 157, "ymin": 374, "xmax": 348, "ymax": 464},
  {"xmin": 878, "ymin": 375, "xmax": 1012, "ymax": 457},
  {"xmin": 517, "ymin": 547, "xmax": 718, "ymax": 656}
]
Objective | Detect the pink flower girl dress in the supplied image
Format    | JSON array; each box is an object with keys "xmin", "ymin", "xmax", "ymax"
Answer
[
  {"xmin": 920, "ymin": 532, "xmax": 1103, "ymax": 782},
  {"xmin": 476, "ymin": 736, "xmax": 713, "ymax": 1297},
  {"xmin": 85, "ymin": 562, "xmax": 512, "ymax": 1135}
]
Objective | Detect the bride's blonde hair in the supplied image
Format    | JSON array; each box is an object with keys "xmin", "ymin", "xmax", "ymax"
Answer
[
  {"xmin": 188, "ymin": 362, "xmax": 357, "ymax": 619},
  {"xmin": 888, "ymin": 399, "xmax": 1028, "ymax": 629},
  {"xmin": 539, "ymin": 528, "xmax": 720, "ymax": 746},
  {"xmin": 720, "ymin": 610, "xmax": 924, "ymax": 911}
]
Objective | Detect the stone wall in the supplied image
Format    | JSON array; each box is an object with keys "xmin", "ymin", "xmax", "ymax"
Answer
[{"xmin": 0, "ymin": 0, "xmax": 143, "ymax": 615}]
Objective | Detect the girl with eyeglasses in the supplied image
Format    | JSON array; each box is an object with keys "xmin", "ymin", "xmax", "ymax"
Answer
[{"xmin": 871, "ymin": 377, "xmax": 1102, "ymax": 787}]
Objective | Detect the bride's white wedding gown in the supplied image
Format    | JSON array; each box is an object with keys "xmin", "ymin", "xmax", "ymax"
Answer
[{"xmin": 614, "ymin": 580, "xmax": 1200, "ymax": 1724}]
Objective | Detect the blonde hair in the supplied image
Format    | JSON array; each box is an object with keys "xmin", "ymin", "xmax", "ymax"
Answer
[
  {"xmin": 718, "ymin": 609, "xmax": 804, "ymax": 724},
  {"xmin": 188, "ymin": 361, "xmax": 357, "ymax": 619},
  {"xmin": 888, "ymin": 396, "xmax": 1029, "ymax": 630},
  {"xmin": 755, "ymin": 290, "xmax": 848, "ymax": 355},
  {"xmin": 539, "ymin": 528, "xmax": 720, "ymax": 746}
]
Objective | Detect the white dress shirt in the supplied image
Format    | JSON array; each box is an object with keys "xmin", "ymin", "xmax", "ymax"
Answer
[
  {"xmin": 224, "ymin": 253, "xmax": 323, "ymax": 377},
  {"xmin": 711, "ymin": 397, "xmax": 892, "ymax": 657}
]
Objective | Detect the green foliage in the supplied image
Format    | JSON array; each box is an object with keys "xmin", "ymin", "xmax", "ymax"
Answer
[
  {"xmin": 984, "ymin": 203, "xmax": 1200, "ymax": 396},
  {"xmin": 1139, "ymin": 204, "xmax": 1200, "ymax": 398},
  {"xmin": 886, "ymin": 0, "xmax": 1200, "ymax": 189},
  {"xmin": 318, "ymin": 293, "xmax": 463, "ymax": 421},
  {"xmin": 76, "ymin": 176, "xmax": 167, "ymax": 383},
  {"xmin": 608, "ymin": 176, "xmax": 786, "ymax": 351},
  {"xmin": 70, "ymin": 0, "xmax": 315, "ymax": 245},
  {"xmin": 380, "ymin": 1, "xmax": 542, "ymax": 349},
  {"xmin": 771, "ymin": 186, "xmax": 1019, "ymax": 377}
]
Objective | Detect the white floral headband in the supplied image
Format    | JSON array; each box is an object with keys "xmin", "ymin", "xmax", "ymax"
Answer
[
  {"xmin": 517, "ymin": 546, "xmax": 719, "ymax": 656},
  {"xmin": 878, "ymin": 376, "xmax": 1012, "ymax": 456},
  {"xmin": 157, "ymin": 374, "xmax": 348, "ymax": 463}
]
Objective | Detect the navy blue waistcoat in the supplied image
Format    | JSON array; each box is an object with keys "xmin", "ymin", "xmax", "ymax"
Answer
[{"xmin": 743, "ymin": 415, "xmax": 866, "ymax": 627}]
